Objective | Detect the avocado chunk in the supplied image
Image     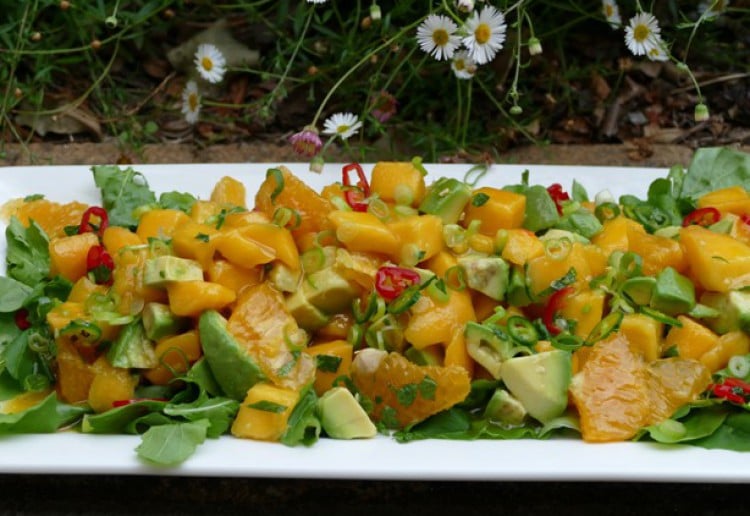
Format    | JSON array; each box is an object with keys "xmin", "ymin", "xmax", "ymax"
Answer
[
  {"xmin": 418, "ymin": 177, "xmax": 472, "ymax": 225},
  {"xmin": 303, "ymin": 268, "xmax": 358, "ymax": 314},
  {"xmin": 286, "ymin": 289, "xmax": 330, "ymax": 331},
  {"xmin": 620, "ymin": 276, "xmax": 656, "ymax": 307},
  {"xmin": 198, "ymin": 310, "xmax": 266, "ymax": 401},
  {"xmin": 458, "ymin": 255, "xmax": 510, "ymax": 301},
  {"xmin": 465, "ymin": 321, "xmax": 527, "ymax": 379},
  {"xmin": 483, "ymin": 388, "xmax": 527, "ymax": 425},
  {"xmin": 507, "ymin": 265, "xmax": 533, "ymax": 307},
  {"xmin": 142, "ymin": 302, "xmax": 189, "ymax": 341},
  {"xmin": 500, "ymin": 350, "xmax": 572, "ymax": 423},
  {"xmin": 650, "ymin": 267, "xmax": 695, "ymax": 315},
  {"xmin": 143, "ymin": 255, "xmax": 203, "ymax": 287},
  {"xmin": 700, "ymin": 290, "xmax": 750, "ymax": 334},
  {"xmin": 268, "ymin": 263, "xmax": 301, "ymax": 293},
  {"xmin": 318, "ymin": 387, "xmax": 377, "ymax": 439},
  {"xmin": 107, "ymin": 318, "xmax": 158, "ymax": 369}
]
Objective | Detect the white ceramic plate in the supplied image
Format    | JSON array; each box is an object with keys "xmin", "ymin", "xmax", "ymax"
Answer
[{"xmin": 2, "ymin": 162, "xmax": 746, "ymax": 482}]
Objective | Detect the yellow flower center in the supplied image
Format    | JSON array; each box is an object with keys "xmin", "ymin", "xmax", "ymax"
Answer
[
  {"xmin": 336, "ymin": 125, "xmax": 350, "ymax": 134},
  {"xmin": 188, "ymin": 93, "xmax": 199, "ymax": 111},
  {"xmin": 454, "ymin": 59, "xmax": 465, "ymax": 71},
  {"xmin": 633, "ymin": 24, "xmax": 650, "ymax": 42},
  {"xmin": 201, "ymin": 56, "xmax": 214, "ymax": 71},
  {"xmin": 474, "ymin": 23, "xmax": 491, "ymax": 45},
  {"xmin": 604, "ymin": 5, "xmax": 613, "ymax": 17},
  {"xmin": 432, "ymin": 28, "xmax": 449, "ymax": 46}
]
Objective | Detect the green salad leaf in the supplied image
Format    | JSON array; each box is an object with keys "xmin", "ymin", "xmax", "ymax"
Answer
[
  {"xmin": 5, "ymin": 217, "xmax": 50, "ymax": 287},
  {"xmin": 0, "ymin": 277, "xmax": 32, "ymax": 313},
  {"xmin": 136, "ymin": 419, "xmax": 210, "ymax": 466},
  {"xmin": 0, "ymin": 392, "xmax": 87, "ymax": 434},
  {"xmin": 92, "ymin": 165, "xmax": 157, "ymax": 228},
  {"xmin": 281, "ymin": 387, "xmax": 320, "ymax": 447},
  {"xmin": 679, "ymin": 147, "xmax": 750, "ymax": 202}
]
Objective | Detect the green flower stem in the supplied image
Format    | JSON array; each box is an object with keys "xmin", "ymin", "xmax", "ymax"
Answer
[
  {"xmin": 310, "ymin": 18, "xmax": 425, "ymax": 128},
  {"xmin": 266, "ymin": 6, "xmax": 315, "ymax": 106},
  {"xmin": 475, "ymin": 76, "xmax": 537, "ymax": 143}
]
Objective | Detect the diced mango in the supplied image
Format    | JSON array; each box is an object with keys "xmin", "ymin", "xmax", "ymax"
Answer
[
  {"xmin": 664, "ymin": 315, "xmax": 720, "ymax": 361},
  {"xmin": 232, "ymin": 223, "xmax": 300, "ymax": 270},
  {"xmin": 190, "ymin": 200, "xmax": 223, "ymax": 224},
  {"xmin": 370, "ymin": 162, "xmax": 426, "ymax": 206},
  {"xmin": 171, "ymin": 220, "xmax": 218, "ymax": 269},
  {"xmin": 697, "ymin": 185, "xmax": 750, "ymax": 217},
  {"xmin": 166, "ymin": 280, "xmax": 236, "ymax": 317},
  {"xmin": 143, "ymin": 330, "xmax": 203, "ymax": 385},
  {"xmin": 102, "ymin": 226, "xmax": 143, "ymax": 256},
  {"xmin": 211, "ymin": 176, "xmax": 247, "ymax": 208},
  {"xmin": 404, "ymin": 288, "xmax": 475, "ymax": 349},
  {"xmin": 463, "ymin": 187, "xmax": 526, "ymax": 235},
  {"xmin": 619, "ymin": 313, "xmax": 662, "ymax": 362},
  {"xmin": 304, "ymin": 340, "xmax": 354, "ymax": 396},
  {"xmin": 526, "ymin": 242, "xmax": 592, "ymax": 298},
  {"xmin": 87, "ymin": 357, "xmax": 138, "ymax": 413},
  {"xmin": 591, "ymin": 217, "xmax": 638, "ymax": 256},
  {"xmin": 501, "ymin": 229, "xmax": 544, "ymax": 266},
  {"xmin": 328, "ymin": 210, "xmax": 399, "ymax": 256},
  {"xmin": 212, "ymin": 228, "xmax": 276, "ymax": 269},
  {"xmin": 680, "ymin": 225, "xmax": 750, "ymax": 292},
  {"xmin": 67, "ymin": 276, "xmax": 108, "ymax": 303},
  {"xmin": 700, "ymin": 331, "xmax": 750, "ymax": 373},
  {"xmin": 387, "ymin": 214, "xmax": 444, "ymax": 265},
  {"xmin": 49, "ymin": 232, "xmax": 100, "ymax": 282},
  {"xmin": 136, "ymin": 209, "xmax": 190, "ymax": 242},
  {"xmin": 231, "ymin": 383, "xmax": 300, "ymax": 441},
  {"xmin": 560, "ymin": 289, "xmax": 605, "ymax": 340},
  {"xmin": 206, "ymin": 259, "xmax": 262, "ymax": 295},
  {"xmin": 627, "ymin": 226, "xmax": 686, "ymax": 276}
]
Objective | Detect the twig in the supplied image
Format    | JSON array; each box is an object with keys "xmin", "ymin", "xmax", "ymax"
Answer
[{"xmin": 671, "ymin": 72, "xmax": 750, "ymax": 94}]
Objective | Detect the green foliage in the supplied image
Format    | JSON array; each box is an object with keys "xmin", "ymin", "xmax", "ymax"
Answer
[{"xmin": 0, "ymin": 1, "xmax": 747, "ymax": 160}]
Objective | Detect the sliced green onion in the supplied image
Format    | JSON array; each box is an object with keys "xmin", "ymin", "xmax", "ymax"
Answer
[
  {"xmin": 301, "ymin": 247, "xmax": 326, "ymax": 274},
  {"xmin": 330, "ymin": 195, "xmax": 353, "ymax": 212},
  {"xmin": 544, "ymin": 237, "xmax": 572, "ymax": 261},
  {"xmin": 411, "ymin": 156, "xmax": 428, "ymax": 177},
  {"xmin": 640, "ymin": 306, "xmax": 683, "ymax": 327},
  {"xmin": 465, "ymin": 219, "xmax": 482, "ymax": 239},
  {"xmin": 482, "ymin": 306, "xmax": 508, "ymax": 326},
  {"xmin": 425, "ymin": 277, "xmax": 450, "ymax": 303},
  {"xmin": 353, "ymin": 292, "xmax": 381, "ymax": 323},
  {"xmin": 27, "ymin": 331, "xmax": 52, "ymax": 354},
  {"xmin": 314, "ymin": 230, "xmax": 337, "ymax": 247},
  {"xmin": 551, "ymin": 334, "xmax": 584, "ymax": 351},
  {"xmin": 729, "ymin": 355, "xmax": 750, "ymax": 378},
  {"xmin": 266, "ymin": 168, "xmax": 285, "ymax": 203},
  {"xmin": 443, "ymin": 224, "xmax": 466, "ymax": 248},
  {"xmin": 367, "ymin": 197, "xmax": 390, "ymax": 221},
  {"xmin": 595, "ymin": 202, "xmax": 621, "ymax": 222},
  {"xmin": 394, "ymin": 205, "xmax": 418, "ymax": 217},
  {"xmin": 394, "ymin": 184, "xmax": 415, "ymax": 207},
  {"xmin": 585, "ymin": 311, "xmax": 623, "ymax": 345},
  {"xmin": 618, "ymin": 252, "xmax": 643, "ymax": 279},
  {"xmin": 463, "ymin": 164, "xmax": 489, "ymax": 186},
  {"xmin": 272, "ymin": 207, "xmax": 301, "ymax": 229},
  {"xmin": 147, "ymin": 237, "xmax": 172, "ymax": 257},
  {"xmin": 348, "ymin": 324, "xmax": 365, "ymax": 350},
  {"xmin": 23, "ymin": 374, "xmax": 51, "ymax": 392},
  {"xmin": 388, "ymin": 285, "xmax": 422, "ymax": 315},
  {"xmin": 60, "ymin": 319, "xmax": 103, "ymax": 343},
  {"xmin": 506, "ymin": 316, "xmax": 539, "ymax": 347},
  {"xmin": 400, "ymin": 243, "xmax": 424, "ymax": 267},
  {"xmin": 444, "ymin": 265, "xmax": 466, "ymax": 291},
  {"xmin": 494, "ymin": 229, "xmax": 509, "ymax": 253}
]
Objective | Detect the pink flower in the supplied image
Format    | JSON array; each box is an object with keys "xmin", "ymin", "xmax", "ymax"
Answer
[
  {"xmin": 289, "ymin": 127, "xmax": 322, "ymax": 157},
  {"xmin": 371, "ymin": 91, "xmax": 398, "ymax": 123}
]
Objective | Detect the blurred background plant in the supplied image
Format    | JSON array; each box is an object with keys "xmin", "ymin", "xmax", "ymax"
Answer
[{"xmin": 0, "ymin": 0, "xmax": 748, "ymax": 164}]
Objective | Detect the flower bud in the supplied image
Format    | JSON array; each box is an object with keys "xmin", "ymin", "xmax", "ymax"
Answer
[
  {"xmin": 456, "ymin": 0, "xmax": 475, "ymax": 13},
  {"xmin": 60, "ymin": 1, "xmax": 71, "ymax": 10},
  {"xmin": 91, "ymin": 39, "xmax": 102, "ymax": 50},
  {"xmin": 309, "ymin": 156, "xmax": 325, "ymax": 174},
  {"xmin": 369, "ymin": 4, "xmax": 382, "ymax": 22},
  {"xmin": 694, "ymin": 103, "xmax": 710, "ymax": 122},
  {"xmin": 30, "ymin": 32, "xmax": 42, "ymax": 42},
  {"xmin": 510, "ymin": 105, "xmax": 523, "ymax": 116},
  {"xmin": 528, "ymin": 37, "xmax": 542, "ymax": 56},
  {"xmin": 361, "ymin": 16, "xmax": 372, "ymax": 30}
]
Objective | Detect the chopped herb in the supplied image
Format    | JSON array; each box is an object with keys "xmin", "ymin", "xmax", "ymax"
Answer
[
  {"xmin": 394, "ymin": 383, "xmax": 418, "ymax": 407},
  {"xmin": 316, "ymin": 354, "xmax": 342, "ymax": 373},
  {"xmin": 380, "ymin": 405, "xmax": 400, "ymax": 429},
  {"xmin": 23, "ymin": 194, "xmax": 44, "ymax": 202},
  {"xmin": 63, "ymin": 225, "xmax": 80, "ymax": 236},
  {"xmin": 277, "ymin": 350, "xmax": 300, "ymax": 377},
  {"xmin": 266, "ymin": 168, "xmax": 285, "ymax": 204},
  {"xmin": 418, "ymin": 376, "xmax": 437, "ymax": 400},
  {"xmin": 195, "ymin": 233, "xmax": 210, "ymax": 243},
  {"xmin": 471, "ymin": 192, "xmax": 490, "ymax": 207},
  {"xmin": 247, "ymin": 400, "xmax": 287, "ymax": 413}
]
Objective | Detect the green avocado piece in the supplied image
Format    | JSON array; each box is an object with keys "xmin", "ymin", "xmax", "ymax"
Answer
[
  {"xmin": 303, "ymin": 268, "xmax": 358, "ymax": 314},
  {"xmin": 700, "ymin": 290, "xmax": 750, "ymax": 334},
  {"xmin": 318, "ymin": 387, "xmax": 377, "ymax": 439},
  {"xmin": 418, "ymin": 177, "xmax": 472, "ymax": 225},
  {"xmin": 107, "ymin": 318, "xmax": 158, "ymax": 369},
  {"xmin": 458, "ymin": 255, "xmax": 510, "ymax": 301},
  {"xmin": 198, "ymin": 310, "xmax": 266, "ymax": 401},
  {"xmin": 286, "ymin": 289, "xmax": 330, "ymax": 331},
  {"xmin": 650, "ymin": 267, "xmax": 695, "ymax": 316},
  {"xmin": 500, "ymin": 350, "xmax": 572, "ymax": 424},
  {"xmin": 143, "ymin": 255, "xmax": 203, "ymax": 287},
  {"xmin": 142, "ymin": 302, "xmax": 189, "ymax": 341}
]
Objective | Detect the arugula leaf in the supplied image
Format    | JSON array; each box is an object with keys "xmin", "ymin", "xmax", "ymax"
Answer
[
  {"xmin": 92, "ymin": 165, "xmax": 156, "ymax": 228},
  {"xmin": 82, "ymin": 399, "xmax": 168, "ymax": 434},
  {"xmin": 158, "ymin": 191, "xmax": 196, "ymax": 213},
  {"xmin": 680, "ymin": 147, "xmax": 750, "ymax": 202},
  {"xmin": 692, "ymin": 412, "xmax": 750, "ymax": 451},
  {"xmin": 136, "ymin": 419, "xmax": 210, "ymax": 466},
  {"xmin": 0, "ymin": 370, "xmax": 24, "ymax": 401},
  {"xmin": 184, "ymin": 358, "xmax": 224, "ymax": 397},
  {"xmin": 5, "ymin": 217, "xmax": 50, "ymax": 286},
  {"xmin": 639, "ymin": 405, "xmax": 728, "ymax": 444},
  {"xmin": 0, "ymin": 392, "xmax": 87, "ymax": 434},
  {"xmin": 3, "ymin": 332, "xmax": 36, "ymax": 382},
  {"xmin": 0, "ymin": 277, "xmax": 32, "ymax": 312},
  {"xmin": 0, "ymin": 312, "xmax": 22, "ymax": 358},
  {"xmin": 280, "ymin": 387, "xmax": 320, "ymax": 447},
  {"xmin": 164, "ymin": 395, "xmax": 239, "ymax": 438}
]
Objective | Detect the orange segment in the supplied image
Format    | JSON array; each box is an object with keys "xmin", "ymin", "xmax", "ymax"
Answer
[
  {"xmin": 3, "ymin": 198, "xmax": 88, "ymax": 239},
  {"xmin": 351, "ymin": 350, "xmax": 470, "ymax": 429}
]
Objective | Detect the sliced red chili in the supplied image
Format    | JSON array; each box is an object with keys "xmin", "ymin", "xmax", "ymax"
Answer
[
  {"xmin": 543, "ymin": 286, "xmax": 574, "ymax": 335},
  {"xmin": 78, "ymin": 206, "xmax": 109, "ymax": 237},
  {"xmin": 342, "ymin": 163, "xmax": 370, "ymax": 212},
  {"xmin": 86, "ymin": 245, "xmax": 115, "ymax": 285},
  {"xmin": 722, "ymin": 377, "xmax": 750, "ymax": 394},
  {"xmin": 547, "ymin": 183, "xmax": 570, "ymax": 215},
  {"xmin": 711, "ymin": 383, "xmax": 746, "ymax": 404},
  {"xmin": 14, "ymin": 309, "xmax": 31, "ymax": 330},
  {"xmin": 375, "ymin": 266, "xmax": 421, "ymax": 302},
  {"xmin": 741, "ymin": 214, "xmax": 750, "ymax": 226},
  {"xmin": 682, "ymin": 207, "xmax": 721, "ymax": 227}
]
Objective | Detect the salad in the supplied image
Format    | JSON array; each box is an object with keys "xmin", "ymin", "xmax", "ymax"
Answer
[{"xmin": 2, "ymin": 147, "xmax": 750, "ymax": 467}]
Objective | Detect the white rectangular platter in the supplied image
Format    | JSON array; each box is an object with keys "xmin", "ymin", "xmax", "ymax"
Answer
[{"xmin": 1, "ymin": 162, "xmax": 748, "ymax": 482}]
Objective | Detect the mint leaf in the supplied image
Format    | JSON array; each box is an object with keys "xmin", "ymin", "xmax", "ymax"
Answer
[
  {"xmin": 92, "ymin": 165, "xmax": 156, "ymax": 228},
  {"xmin": 280, "ymin": 387, "xmax": 320, "ymax": 447},
  {"xmin": 0, "ymin": 277, "xmax": 32, "ymax": 312},
  {"xmin": 136, "ymin": 419, "xmax": 210, "ymax": 466},
  {"xmin": 5, "ymin": 217, "xmax": 50, "ymax": 287}
]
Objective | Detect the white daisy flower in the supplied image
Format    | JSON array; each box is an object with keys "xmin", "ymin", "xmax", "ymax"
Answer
[
  {"xmin": 194, "ymin": 43, "xmax": 227, "ymax": 84},
  {"xmin": 462, "ymin": 5, "xmax": 507, "ymax": 65},
  {"xmin": 700, "ymin": 0, "xmax": 729, "ymax": 18},
  {"xmin": 624, "ymin": 12, "xmax": 662, "ymax": 57},
  {"xmin": 456, "ymin": 0, "xmax": 474, "ymax": 13},
  {"xmin": 322, "ymin": 112, "xmax": 362, "ymax": 140},
  {"xmin": 602, "ymin": 0, "xmax": 621, "ymax": 29},
  {"xmin": 307, "ymin": 0, "xmax": 328, "ymax": 3},
  {"xmin": 646, "ymin": 38, "xmax": 669, "ymax": 62},
  {"xmin": 416, "ymin": 14, "xmax": 461, "ymax": 61},
  {"xmin": 451, "ymin": 50, "xmax": 477, "ymax": 80},
  {"xmin": 181, "ymin": 80, "xmax": 201, "ymax": 125}
]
